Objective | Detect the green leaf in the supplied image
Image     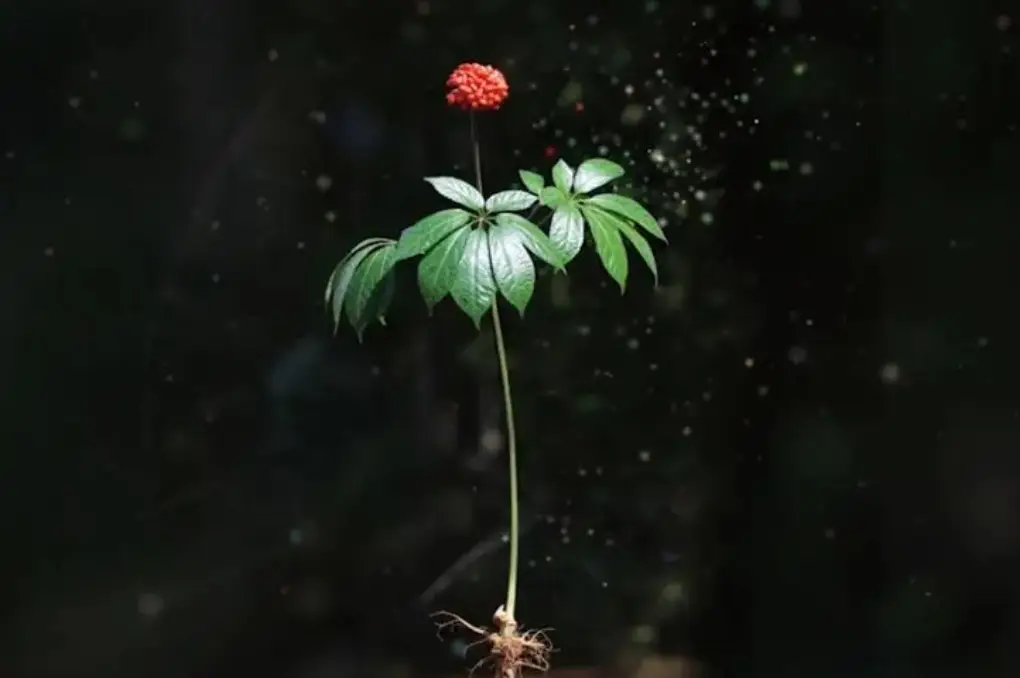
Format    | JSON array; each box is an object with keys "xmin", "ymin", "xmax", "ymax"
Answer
[
  {"xmin": 494, "ymin": 213, "xmax": 564, "ymax": 269},
  {"xmin": 519, "ymin": 170, "xmax": 545, "ymax": 194},
  {"xmin": 326, "ymin": 241, "xmax": 388, "ymax": 330},
  {"xmin": 424, "ymin": 176, "xmax": 485, "ymax": 211},
  {"xmin": 572, "ymin": 158, "xmax": 626, "ymax": 193},
  {"xmin": 395, "ymin": 208, "xmax": 473, "ymax": 260},
  {"xmin": 549, "ymin": 202, "xmax": 585, "ymax": 264},
  {"xmin": 417, "ymin": 225, "xmax": 469, "ymax": 309},
  {"xmin": 324, "ymin": 237, "xmax": 393, "ymax": 306},
  {"xmin": 488, "ymin": 222, "xmax": 536, "ymax": 316},
  {"xmin": 450, "ymin": 228, "xmax": 497, "ymax": 327},
  {"xmin": 615, "ymin": 220, "xmax": 658, "ymax": 286},
  {"xmin": 352, "ymin": 270, "xmax": 396, "ymax": 340},
  {"xmin": 344, "ymin": 244, "xmax": 398, "ymax": 331},
  {"xmin": 551, "ymin": 159, "xmax": 574, "ymax": 193},
  {"xmin": 485, "ymin": 190, "xmax": 537, "ymax": 213},
  {"xmin": 584, "ymin": 206, "xmax": 658, "ymax": 285},
  {"xmin": 582, "ymin": 206, "xmax": 629, "ymax": 291},
  {"xmin": 539, "ymin": 186, "xmax": 569, "ymax": 209},
  {"xmin": 585, "ymin": 193, "xmax": 666, "ymax": 241}
]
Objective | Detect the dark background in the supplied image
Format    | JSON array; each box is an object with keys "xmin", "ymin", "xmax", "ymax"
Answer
[{"xmin": 2, "ymin": 1, "xmax": 1019, "ymax": 677}]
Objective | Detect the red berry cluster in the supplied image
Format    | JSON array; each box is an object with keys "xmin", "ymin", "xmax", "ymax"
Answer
[{"xmin": 445, "ymin": 62, "xmax": 509, "ymax": 111}]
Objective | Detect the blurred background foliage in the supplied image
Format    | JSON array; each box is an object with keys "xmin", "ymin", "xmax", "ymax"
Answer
[{"xmin": 2, "ymin": 0, "xmax": 1019, "ymax": 677}]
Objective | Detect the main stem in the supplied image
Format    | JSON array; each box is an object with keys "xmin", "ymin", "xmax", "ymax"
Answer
[{"xmin": 469, "ymin": 112, "xmax": 521, "ymax": 620}]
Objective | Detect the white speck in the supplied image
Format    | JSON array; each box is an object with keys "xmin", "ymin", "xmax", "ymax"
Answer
[
  {"xmin": 315, "ymin": 175, "xmax": 332, "ymax": 192},
  {"xmin": 268, "ymin": 49, "xmax": 279, "ymax": 62},
  {"xmin": 744, "ymin": 357, "xmax": 755, "ymax": 368},
  {"xmin": 788, "ymin": 345, "xmax": 808, "ymax": 364},
  {"xmin": 138, "ymin": 593, "xmax": 164, "ymax": 618},
  {"xmin": 481, "ymin": 428, "xmax": 503, "ymax": 453},
  {"xmin": 638, "ymin": 450, "xmax": 651, "ymax": 462},
  {"xmin": 68, "ymin": 97, "xmax": 81, "ymax": 109},
  {"xmin": 879, "ymin": 362, "xmax": 901, "ymax": 384}
]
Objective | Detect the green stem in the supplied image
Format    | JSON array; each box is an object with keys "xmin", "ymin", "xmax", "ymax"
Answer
[
  {"xmin": 468, "ymin": 111, "xmax": 521, "ymax": 620},
  {"xmin": 469, "ymin": 113, "xmax": 484, "ymax": 195},
  {"xmin": 490, "ymin": 297, "xmax": 520, "ymax": 619}
]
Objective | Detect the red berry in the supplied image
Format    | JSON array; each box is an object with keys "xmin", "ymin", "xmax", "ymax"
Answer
[{"xmin": 445, "ymin": 63, "xmax": 509, "ymax": 112}]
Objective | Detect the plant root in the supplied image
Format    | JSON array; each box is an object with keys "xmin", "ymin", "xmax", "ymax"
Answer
[{"xmin": 432, "ymin": 606, "xmax": 553, "ymax": 678}]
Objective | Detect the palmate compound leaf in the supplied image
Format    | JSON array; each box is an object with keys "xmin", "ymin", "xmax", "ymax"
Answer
[
  {"xmin": 578, "ymin": 205, "xmax": 629, "ymax": 292},
  {"xmin": 450, "ymin": 228, "xmax": 497, "ymax": 327},
  {"xmin": 572, "ymin": 158, "xmax": 626, "ymax": 194},
  {"xmin": 581, "ymin": 205, "xmax": 659, "ymax": 286},
  {"xmin": 584, "ymin": 192, "xmax": 667, "ymax": 242},
  {"xmin": 325, "ymin": 238, "xmax": 395, "ymax": 333},
  {"xmin": 488, "ymin": 221, "xmax": 536, "ymax": 316},
  {"xmin": 417, "ymin": 224, "xmax": 470, "ymax": 310},
  {"xmin": 395, "ymin": 208, "xmax": 473, "ymax": 261},
  {"xmin": 424, "ymin": 176, "xmax": 485, "ymax": 211}
]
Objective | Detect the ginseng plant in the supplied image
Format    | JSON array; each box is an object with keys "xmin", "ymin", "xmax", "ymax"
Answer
[{"xmin": 324, "ymin": 62, "xmax": 666, "ymax": 677}]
